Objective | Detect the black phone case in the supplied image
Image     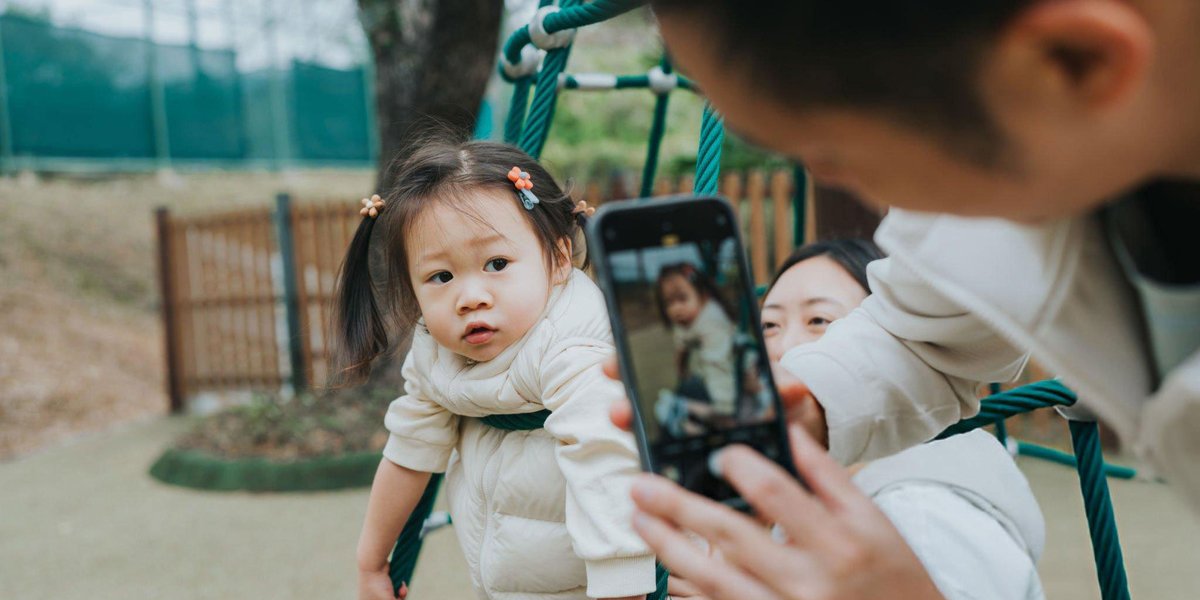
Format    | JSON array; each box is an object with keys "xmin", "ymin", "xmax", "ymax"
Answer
[{"xmin": 587, "ymin": 195, "xmax": 800, "ymax": 505}]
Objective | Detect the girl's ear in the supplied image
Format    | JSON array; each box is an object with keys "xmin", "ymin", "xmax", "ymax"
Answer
[{"xmin": 554, "ymin": 236, "xmax": 574, "ymax": 282}]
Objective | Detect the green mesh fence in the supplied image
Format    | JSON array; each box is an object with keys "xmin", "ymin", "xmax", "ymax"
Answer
[{"xmin": 0, "ymin": 14, "xmax": 374, "ymax": 170}]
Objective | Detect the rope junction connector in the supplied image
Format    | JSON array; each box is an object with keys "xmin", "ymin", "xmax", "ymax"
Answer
[
  {"xmin": 501, "ymin": 44, "xmax": 543, "ymax": 80},
  {"xmin": 529, "ymin": 6, "xmax": 577, "ymax": 50},
  {"xmin": 647, "ymin": 65, "xmax": 678, "ymax": 95}
]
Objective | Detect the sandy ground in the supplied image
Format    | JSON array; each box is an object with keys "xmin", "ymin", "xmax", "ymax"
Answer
[{"xmin": 2, "ymin": 417, "xmax": 1198, "ymax": 600}]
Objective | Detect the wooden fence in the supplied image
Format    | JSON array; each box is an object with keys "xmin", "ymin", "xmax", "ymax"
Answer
[{"xmin": 156, "ymin": 168, "xmax": 815, "ymax": 411}]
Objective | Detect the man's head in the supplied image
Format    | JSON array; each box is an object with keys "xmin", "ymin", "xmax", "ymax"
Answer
[{"xmin": 653, "ymin": 0, "xmax": 1200, "ymax": 220}]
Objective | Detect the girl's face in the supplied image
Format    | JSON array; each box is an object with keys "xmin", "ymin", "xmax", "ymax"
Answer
[
  {"xmin": 761, "ymin": 256, "xmax": 869, "ymax": 362},
  {"xmin": 660, "ymin": 273, "xmax": 705, "ymax": 327},
  {"xmin": 406, "ymin": 189, "xmax": 566, "ymax": 362}
]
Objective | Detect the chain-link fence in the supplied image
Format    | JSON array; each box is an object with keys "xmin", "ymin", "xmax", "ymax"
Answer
[{"xmin": 0, "ymin": 0, "xmax": 375, "ymax": 172}]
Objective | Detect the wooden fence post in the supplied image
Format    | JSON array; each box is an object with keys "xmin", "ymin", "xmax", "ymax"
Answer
[
  {"xmin": 155, "ymin": 207, "xmax": 185, "ymax": 413},
  {"xmin": 273, "ymin": 192, "xmax": 308, "ymax": 393}
]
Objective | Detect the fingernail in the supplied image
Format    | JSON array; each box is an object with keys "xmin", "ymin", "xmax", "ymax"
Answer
[
  {"xmin": 708, "ymin": 449, "xmax": 725, "ymax": 479},
  {"xmin": 631, "ymin": 477, "xmax": 655, "ymax": 502},
  {"xmin": 632, "ymin": 511, "xmax": 650, "ymax": 529}
]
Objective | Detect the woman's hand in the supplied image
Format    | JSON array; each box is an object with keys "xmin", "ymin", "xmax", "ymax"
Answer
[
  {"xmin": 358, "ymin": 566, "xmax": 405, "ymax": 600},
  {"xmin": 602, "ymin": 357, "xmax": 943, "ymax": 600}
]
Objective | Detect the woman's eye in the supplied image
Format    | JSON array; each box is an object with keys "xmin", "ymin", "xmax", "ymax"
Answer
[
  {"xmin": 808, "ymin": 317, "xmax": 831, "ymax": 327},
  {"xmin": 485, "ymin": 258, "xmax": 509, "ymax": 272},
  {"xmin": 429, "ymin": 271, "xmax": 453, "ymax": 284},
  {"xmin": 762, "ymin": 321, "xmax": 779, "ymax": 335}
]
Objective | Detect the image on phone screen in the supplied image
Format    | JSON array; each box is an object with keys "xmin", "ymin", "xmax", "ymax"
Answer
[{"xmin": 598, "ymin": 200, "xmax": 788, "ymax": 504}]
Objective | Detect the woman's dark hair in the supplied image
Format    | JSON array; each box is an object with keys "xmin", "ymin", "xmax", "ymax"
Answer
[
  {"xmin": 767, "ymin": 238, "xmax": 886, "ymax": 296},
  {"xmin": 331, "ymin": 139, "xmax": 585, "ymax": 384},
  {"xmin": 654, "ymin": 262, "xmax": 736, "ymax": 328}
]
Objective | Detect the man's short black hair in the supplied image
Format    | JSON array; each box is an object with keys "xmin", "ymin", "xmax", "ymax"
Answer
[{"xmin": 651, "ymin": 1, "xmax": 1037, "ymax": 165}]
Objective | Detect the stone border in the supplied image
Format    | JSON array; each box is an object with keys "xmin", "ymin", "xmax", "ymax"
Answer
[{"xmin": 149, "ymin": 447, "xmax": 379, "ymax": 492}]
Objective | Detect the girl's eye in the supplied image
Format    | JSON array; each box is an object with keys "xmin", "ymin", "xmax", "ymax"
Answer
[
  {"xmin": 762, "ymin": 321, "xmax": 780, "ymax": 335},
  {"xmin": 485, "ymin": 258, "xmax": 509, "ymax": 272},
  {"xmin": 429, "ymin": 271, "xmax": 453, "ymax": 284},
  {"xmin": 808, "ymin": 317, "xmax": 831, "ymax": 327}
]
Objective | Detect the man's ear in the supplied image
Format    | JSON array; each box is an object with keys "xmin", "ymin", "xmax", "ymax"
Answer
[{"xmin": 984, "ymin": 0, "xmax": 1153, "ymax": 115}]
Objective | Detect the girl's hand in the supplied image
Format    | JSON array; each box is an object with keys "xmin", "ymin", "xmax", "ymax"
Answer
[{"xmin": 358, "ymin": 566, "xmax": 404, "ymax": 600}]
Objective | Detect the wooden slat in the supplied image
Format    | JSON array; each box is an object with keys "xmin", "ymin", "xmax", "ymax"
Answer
[
  {"xmin": 770, "ymin": 169, "xmax": 792, "ymax": 268},
  {"xmin": 255, "ymin": 213, "xmax": 282, "ymax": 387},
  {"xmin": 747, "ymin": 171, "xmax": 769, "ymax": 285}
]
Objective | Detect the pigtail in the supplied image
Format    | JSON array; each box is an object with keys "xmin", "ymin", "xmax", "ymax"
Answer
[{"xmin": 330, "ymin": 214, "xmax": 390, "ymax": 385}]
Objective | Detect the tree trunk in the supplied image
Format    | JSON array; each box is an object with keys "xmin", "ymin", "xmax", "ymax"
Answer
[
  {"xmin": 354, "ymin": 0, "xmax": 502, "ymax": 391},
  {"xmin": 358, "ymin": 0, "xmax": 503, "ymax": 191}
]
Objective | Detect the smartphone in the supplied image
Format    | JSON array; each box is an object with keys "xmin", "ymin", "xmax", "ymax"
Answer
[{"xmin": 588, "ymin": 195, "xmax": 798, "ymax": 509}]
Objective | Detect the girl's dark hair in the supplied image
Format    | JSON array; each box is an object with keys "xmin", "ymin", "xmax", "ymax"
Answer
[
  {"xmin": 331, "ymin": 139, "xmax": 585, "ymax": 384},
  {"xmin": 767, "ymin": 238, "xmax": 886, "ymax": 295},
  {"xmin": 654, "ymin": 262, "xmax": 736, "ymax": 328}
]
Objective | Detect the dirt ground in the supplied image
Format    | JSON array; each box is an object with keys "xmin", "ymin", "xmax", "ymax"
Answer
[
  {"xmin": 1, "ymin": 417, "xmax": 1197, "ymax": 600},
  {"xmin": 0, "ymin": 170, "xmax": 373, "ymax": 459}
]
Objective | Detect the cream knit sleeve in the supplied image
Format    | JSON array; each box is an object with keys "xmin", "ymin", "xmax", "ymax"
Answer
[
  {"xmin": 381, "ymin": 350, "xmax": 460, "ymax": 473},
  {"xmin": 541, "ymin": 339, "xmax": 656, "ymax": 599}
]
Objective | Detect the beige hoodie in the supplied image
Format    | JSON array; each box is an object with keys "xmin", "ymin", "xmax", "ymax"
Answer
[
  {"xmin": 782, "ymin": 209, "xmax": 1200, "ymax": 511},
  {"xmin": 383, "ymin": 269, "xmax": 655, "ymax": 599}
]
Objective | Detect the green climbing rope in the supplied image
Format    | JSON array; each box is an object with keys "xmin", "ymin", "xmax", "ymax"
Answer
[
  {"xmin": 694, "ymin": 103, "xmax": 725, "ymax": 195},
  {"xmin": 1070, "ymin": 420, "xmax": 1131, "ymax": 600},
  {"xmin": 640, "ymin": 56, "xmax": 673, "ymax": 197},
  {"xmin": 388, "ymin": 473, "xmax": 444, "ymax": 596},
  {"xmin": 935, "ymin": 379, "xmax": 1076, "ymax": 439}
]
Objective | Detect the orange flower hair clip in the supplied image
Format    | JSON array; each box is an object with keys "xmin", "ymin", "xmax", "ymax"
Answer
[
  {"xmin": 359, "ymin": 194, "xmax": 385, "ymax": 218},
  {"xmin": 507, "ymin": 166, "xmax": 540, "ymax": 210}
]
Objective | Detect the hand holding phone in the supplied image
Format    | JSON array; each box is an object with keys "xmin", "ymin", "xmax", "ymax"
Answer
[{"xmin": 588, "ymin": 196, "xmax": 799, "ymax": 509}]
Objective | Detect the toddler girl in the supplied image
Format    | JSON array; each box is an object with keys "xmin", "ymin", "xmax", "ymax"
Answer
[
  {"xmin": 334, "ymin": 140, "xmax": 654, "ymax": 600},
  {"xmin": 654, "ymin": 263, "xmax": 737, "ymax": 434}
]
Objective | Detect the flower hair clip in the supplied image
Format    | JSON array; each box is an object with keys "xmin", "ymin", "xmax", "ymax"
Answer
[
  {"xmin": 359, "ymin": 194, "xmax": 385, "ymax": 218},
  {"xmin": 507, "ymin": 166, "xmax": 540, "ymax": 210},
  {"xmin": 572, "ymin": 200, "xmax": 595, "ymax": 217}
]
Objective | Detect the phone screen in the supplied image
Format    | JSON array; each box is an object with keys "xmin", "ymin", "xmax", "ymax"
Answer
[{"xmin": 591, "ymin": 197, "xmax": 793, "ymax": 506}]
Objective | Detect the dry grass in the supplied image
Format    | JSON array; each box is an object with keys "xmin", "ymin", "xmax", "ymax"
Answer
[{"xmin": 0, "ymin": 169, "xmax": 373, "ymax": 459}]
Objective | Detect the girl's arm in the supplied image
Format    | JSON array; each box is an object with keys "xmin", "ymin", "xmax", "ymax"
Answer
[
  {"xmin": 355, "ymin": 459, "xmax": 433, "ymax": 572},
  {"xmin": 542, "ymin": 343, "xmax": 658, "ymax": 600}
]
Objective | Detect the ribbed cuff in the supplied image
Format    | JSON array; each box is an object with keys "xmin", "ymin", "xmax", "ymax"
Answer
[
  {"xmin": 584, "ymin": 554, "xmax": 656, "ymax": 598},
  {"xmin": 381, "ymin": 434, "xmax": 453, "ymax": 473},
  {"xmin": 779, "ymin": 347, "xmax": 873, "ymax": 465}
]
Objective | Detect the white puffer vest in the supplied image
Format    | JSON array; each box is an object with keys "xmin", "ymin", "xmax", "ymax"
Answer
[{"xmin": 383, "ymin": 270, "xmax": 656, "ymax": 599}]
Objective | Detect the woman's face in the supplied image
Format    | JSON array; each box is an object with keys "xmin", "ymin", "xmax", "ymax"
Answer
[{"xmin": 761, "ymin": 256, "xmax": 869, "ymax": 362}]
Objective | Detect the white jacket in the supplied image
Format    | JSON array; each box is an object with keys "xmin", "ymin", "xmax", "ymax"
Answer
[
  {"xmin": 672, "ymin": 299, "xmax": 737, "ymax": 414},
  {"xmin": 781, "ymin": 209, "xmax": 1200, "ymax": 509},
  {"xmin": 855, "ymin": 431, "xmax": 1046, "ymax": 600},
  {"xmin": 383, "ymin": 270, "xmax": 655, "ymax": 599}
]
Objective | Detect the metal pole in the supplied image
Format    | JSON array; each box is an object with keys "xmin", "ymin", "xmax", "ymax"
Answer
[
  {"xmin": 144, "ymin": 0, "xmax": 172, "ymax": 169},
  {"xmin": 791, "ymin": 164, "xmax": 808, "ymax": 247},
  {"xmin": 185, "ymin": 0, "xmax": 200, "ymax": 72},
  {"xmin": 267, "ymin": 0, "xmax": 293, "ymax": 169},
  {"xmin": 273, "ymin": 192, "xmax": 307, "ymax": 392},
  {"xmin": 155, "ymin": 207, "xmax": 185, "ymax": 413},
  {"xmin": 0, "ymin": 14, "xmax": 14, "ymax": 174}
]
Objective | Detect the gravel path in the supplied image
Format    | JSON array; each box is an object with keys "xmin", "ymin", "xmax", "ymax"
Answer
[{"xmin": 2, "ymin": 418, "xmax": 1197, "ymax": 600}]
